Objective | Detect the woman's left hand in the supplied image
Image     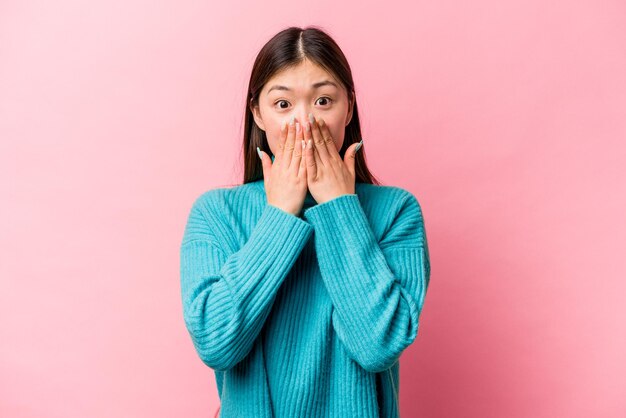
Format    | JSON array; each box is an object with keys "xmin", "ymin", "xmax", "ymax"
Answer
[{"xmin": 303, "ymin": 114, "xmax": 362, "ymax": 204}]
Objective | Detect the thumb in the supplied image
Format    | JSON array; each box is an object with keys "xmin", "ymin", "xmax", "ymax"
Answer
[
  {"xmin": 257, "ymin": 146, "xmax": 272, "ymax": 179},
  {"xmin": 344, "ymin": 139, "xmax": 363, "ymax": 178}
]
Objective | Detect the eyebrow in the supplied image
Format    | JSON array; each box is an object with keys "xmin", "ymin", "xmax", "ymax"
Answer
[{"xmin": 266, "ymin": 80, "xmax": 339, "ymax": 95}]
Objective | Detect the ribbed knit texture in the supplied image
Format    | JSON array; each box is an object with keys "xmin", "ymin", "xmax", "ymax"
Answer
[{"xmin": 180, "ymin": 179, "xmax": 431, "ymax": 417}]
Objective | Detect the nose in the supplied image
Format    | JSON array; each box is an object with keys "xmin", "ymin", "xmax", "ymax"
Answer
[
  {"xmin": 289, "ymin": 101, "xmax": 312, "ymax": 123},
  {"xmin": 295, "ymin": 110, "xmax": 314, "ymax": 128}
]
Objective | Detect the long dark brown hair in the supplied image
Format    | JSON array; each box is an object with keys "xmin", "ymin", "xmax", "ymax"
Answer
[{"xmin": 242, "ymin": 26, "xmax": 381, "ymax": 186}]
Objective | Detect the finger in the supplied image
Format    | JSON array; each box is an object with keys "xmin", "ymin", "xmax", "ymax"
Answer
[
  {"xmin": 283, "ymin": 116, "xmax": 297, "ymax": 167},
  {"xmin": 298, "ymin": 139, "xmax": 307, "ymax": 178},
  {"xmin": 343, "ymin": 140, "xmax": 361, "ymax": 178},
  {"xmin": 308, "ymin": 113, "xmax": 331, "ymax": 167},
  {"xmin": 257, "ymin": 146, "xmax": 272, "ymax": 184},
  {"xmin": 305, "ymin": 137, "xmax": 317, "ymax": 183},
  {"xmin": 291, "ymin": 119, "xmax": 304, "ymax": 172},
  {"xmin": 278, "ymin": 116, "xmax": 296, "ymax": 165},
  {"xmin": 318, "ymin": 118, "xmax": 341, "ymax": 160},
  {"xmin": 303, "ymin": 118, "xmax": 318, "ymax": 165}
]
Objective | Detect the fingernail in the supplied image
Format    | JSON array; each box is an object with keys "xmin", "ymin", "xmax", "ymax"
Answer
[
  {"xmin": 290, "ymin": 115, "xmax": 295, "ymax": 126},
  {"xmin": 257, "ymin": 146, "xmax": 263, "ymax": 160},
  {"xmin": 355, "ymin": 139, "xmax": 363, "ymax": 153},
  {"xmin": 308, "ymin": 113, "xmax": 315, "ymax": 124},
  {"xmin": 296, "ymin": 121, "xmax": 301, "ymax": 133}
]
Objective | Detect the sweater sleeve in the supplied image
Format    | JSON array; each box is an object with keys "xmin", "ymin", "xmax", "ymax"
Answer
[
  {"xmin": 180, "ymin": 191, "xmax": 314, "ymax": 372},
  {"xmin": 303, "ymin": 191, "xmax": 430, "ymax": 373}
]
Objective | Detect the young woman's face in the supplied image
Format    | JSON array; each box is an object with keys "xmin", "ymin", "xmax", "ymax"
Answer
[{"xmin": 251, "ymin": 59, "xmax": 354, "ymax": 157}]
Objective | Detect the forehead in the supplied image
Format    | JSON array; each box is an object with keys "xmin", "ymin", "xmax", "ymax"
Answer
[{"xmin": 263, "ymin": 60, "xmax": 340, "ymax": 93}]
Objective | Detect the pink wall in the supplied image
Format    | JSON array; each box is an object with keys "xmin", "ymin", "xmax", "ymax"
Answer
[{"xmin": 1, "ymin": 0, "xmax": 625, "ymax": 417}]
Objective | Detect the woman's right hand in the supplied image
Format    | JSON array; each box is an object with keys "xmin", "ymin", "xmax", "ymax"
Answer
[{"xmin": 258, "ymin": 116, "xmax": 308, "ymax": 216}]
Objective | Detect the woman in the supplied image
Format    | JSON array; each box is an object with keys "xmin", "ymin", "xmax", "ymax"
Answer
[{"xmin": 180, "ymin": 26, "xmax": 431, "ymax": 417}]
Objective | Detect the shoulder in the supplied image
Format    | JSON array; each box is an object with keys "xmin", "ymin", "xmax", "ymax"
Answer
[
  {"xmin": 356, "ymin": 182, "xmax": 424, "ymax": 219},
  {"xmin": 353, "ymin": 183, "xmax": 425, "ymax": 244},
  {"xmin": 182, "ymin": 182, "xmax": 262, "ymax": 247},
  {"xmin": 356, "ymin": 183, "xmax": 427, "ymax": 252},
  {"xmin": 188, "ymin": 180, "xmax": 262, "ymax": 218}
]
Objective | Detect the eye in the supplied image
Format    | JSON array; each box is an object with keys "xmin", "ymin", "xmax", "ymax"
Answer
[
  {"xmin": 316, "ymin": 96, "xmax": 333, "ymax": 106},
  {"xmin": 273, "ymin": 97, "xmax": 334, "ymax": 110},
  {"xmin": 275, "ymin": 100, "xmax": 289, "ymax": 110}
]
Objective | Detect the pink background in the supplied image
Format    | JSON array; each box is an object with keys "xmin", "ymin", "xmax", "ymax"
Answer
[{"xmin": 1, "ymin": 0, "xmax": 625, "ymax": 417}]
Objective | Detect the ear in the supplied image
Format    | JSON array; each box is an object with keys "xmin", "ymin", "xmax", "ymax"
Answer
[
  {"xmin": 250, "ymin": 99, "xmax": 266, "ymax": 131},
  {"xmin": 345, "ymin": 90, "xmax": 355, "ymax": 126}
]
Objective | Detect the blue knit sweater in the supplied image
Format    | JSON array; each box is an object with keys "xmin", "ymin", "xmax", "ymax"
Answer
[{"xmin": 180, "ymin": 178, "xmax": 431, "ymax": 417}]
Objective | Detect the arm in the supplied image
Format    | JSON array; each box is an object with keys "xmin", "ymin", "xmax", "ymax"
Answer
[
  {"xmin": 303, "ymin": 191, "xmax": 431, "ymax": 373},
  {"xmin": 180, "ymin": 190, "xmax": 313, "ymax": 371}
]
